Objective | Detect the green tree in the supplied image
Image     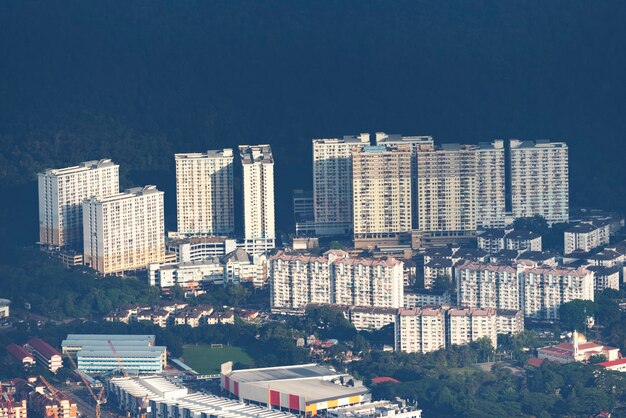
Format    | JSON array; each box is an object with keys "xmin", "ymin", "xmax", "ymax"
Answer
[{"xmin": 559, "ymin": 299, "xmax": 596, "ymax": 331}]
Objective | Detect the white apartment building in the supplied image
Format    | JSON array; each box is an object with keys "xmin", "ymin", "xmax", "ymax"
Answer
[
  {"xmin": 149, "ymin": 259, "xmax": 224, "ymax": 289},
  {"xmin": 522, "ymin": 266, "xmax": 594, "ymax": 320},
  {"xmin": 269, "ymin": 250, "xmax": 404, "ymax": 312},
  {"xmin": 175, "ymin": 149, "xmax": 234, "ymax": 236},
  {"xmin": 477, "ymin": 229, "xmax": 506, "ymax": 253},
  {"xmin": 456, "ymin": 262, "xmax": 521, "ymax": 311},
  {"xmin": 496, "ymin": 309, "xmax": 525, "ymax": 335},
  {"xmin": 312, "ymin": 134, "xmax": 370, "ymax": 236},
  {"xmin": 510, "ymin": 140, "xmax": 569, "ymax": 225},
  {"xmin": 375, "ymin": 132, "xmax": 434, "ymax": 229},
  {"xmin": 333, "ymin": 257, "xmax": 404, "ymax": 308},
  {"xmin": 38, "ymin": 159, "xmax": 119, "ymax": 247},
  {"xmin": 477, "ymin": 229, "xmax": 542, "ymax": 253},
  {"xmin": 352, "ymin": 145, "xmax": 412, "ymax": 248},
  {"xmin": 505, "ymin": 229, "xmax": 542, "ymax": 251},
  {"xmin": 564, "ymin": 220, "xmax": 611, "ymax": 254},
  {"xmin": 83, "ymin": 186, "xmax": 165, "ymax": 275},
  {"xmin": 239, "ymin": 145, "xmax": 275, "ymax": 253},
  {"xmin": 587, "ymin": 266, "xmax": 620, "ymax": 292},
  {"xmin": 423, "ymin": 258, "xmax": 454, "ymax": 289},
  {"xmin": 166, "ymin": 236, "xmax": 237, "ymax": 262},
  {"xmin": 349, "ymin": 307, "xmax": 397, "ymax": 331},
  {"xmin": 475, "ymin": 141, "xmax": 506, "ymax": 228},
  {"xmin": 394, "ymin": 307, "xmax": 446, "ymax": 354},
  {"xmin": 447, "ymin": 307, "xmax": 498, "ymax": 350},
  {"xmin": 270, "ymin": 253, "xmax": 333, "ymax": 311},
  {"xmin": 416, "ymin": 144, "xmax": 477, "ymax": 233},
  {"xmin": 404, "ymin": 289, "xmax": 451, "ymax": 308}
]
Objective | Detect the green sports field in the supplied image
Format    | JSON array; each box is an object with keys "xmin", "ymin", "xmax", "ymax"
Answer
[{"xmin": 181, "ymin": 345, "xmax": 254, "ymax": 374}]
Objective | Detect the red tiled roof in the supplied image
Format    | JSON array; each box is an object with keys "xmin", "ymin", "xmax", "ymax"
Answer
[
  {"xmin": 6, "ymin": 343, "xmax": 33, "ymax": 361},
  {"xmin": 371, "ymin": 376, "xmax": 400, "ymax": 384},
  {"xmin": 599, "ymin": 358, "xmax": 626, "ymax": 368},
  {"xmin": 528, "ymin": 357, "xmax": 544, "ymax": 367},
  {"xmin": 27, "ymin": 338, "xmax": 61, "ymax": 359}
]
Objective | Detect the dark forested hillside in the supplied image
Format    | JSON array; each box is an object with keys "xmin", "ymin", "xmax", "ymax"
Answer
[{"xmin": 1, "ymin": 1, "xmax": 626, "ymax": 256}]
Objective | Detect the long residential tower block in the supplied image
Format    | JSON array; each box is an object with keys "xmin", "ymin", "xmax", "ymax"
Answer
[
  {"xmin": 510, "ymin": 139, "xmax": 569, "ymax": 224},
  {"xmin": 175, "ymin": 149, "xmax": 234, "ymax": 236},
  {"xmin": 83, "ymin": 186, "xmax": 165, "ymax": 275},
  {"xmin": 352, "ymin": 145, "xmax": 412, "ymax": 248},
  {"xmin": 312, "ymin": 134, "xmax": 370, "ymax": 236},
  {"xmin": 38, "ymin": 159, "xmax": 119, "ymax": 247}
]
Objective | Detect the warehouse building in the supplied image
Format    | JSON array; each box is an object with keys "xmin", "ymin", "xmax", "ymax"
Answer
[
  {"xmin": 221, "ymin": 363, "xmax": 370, "ymax": 416},
  {"xmin": 108, "ymin": 375, "xmax": 296, "ymax": 418}
]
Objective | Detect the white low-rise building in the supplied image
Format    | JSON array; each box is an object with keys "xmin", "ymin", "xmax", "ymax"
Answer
[
  {"xmin": 564, "ymin": 220, "xmax": 611, "ymax": 254},
  {"xmin": 394, "ymin": 307, "xmax": 446, "ymax": 354},
  {"xmin": 447, "ymin": 307, "xmax": 498, "ymax": 350},
  {"xmin": 587, "ymin": 265, "xmax": 620, "ymax": 292},
  {"xmin": 349, "ymin": 307, "xmax": 397, "ymax": 331},
  {"xmin": 404, "ymin": 289, "xmax": 451, "ymax": 308}
]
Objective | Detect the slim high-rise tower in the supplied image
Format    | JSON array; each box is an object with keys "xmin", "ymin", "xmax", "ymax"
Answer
[
  {"xmin": 239, "ymin": 145, "xmax": 275, "ymax": 253},
  {"xmin": 510, "ymin": 140, "xmax": 569, "ymax": 224},
  {"xmin": 416, "ymin": 144, "xmax": 478, "ymax": 232},
  {"xmin": 475, "ymin": 140, "xmax": 506, "ymax": 228},
  {"xmin": 352, "ymin": 145, "xmax": 412, "ymax": 248},
  {"xmin": 312, "ymin": 133, "xmax": 370, "ymax": 236},
  {"xmin": 175, "ymin": 149, "xmax": 234, "ymax": 236},
  {"xmin": 38, "ymin": 159, "xmax": 119, "ymax": 248},
  {"xmin": 375, "ymin": 132, "xmax": 434, "ymax": 229}
]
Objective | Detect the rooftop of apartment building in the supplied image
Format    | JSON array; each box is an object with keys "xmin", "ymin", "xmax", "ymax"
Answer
[
  {"xmin": 375, "ymin": 132, "xmax": 433, "ymax": 145},
  {"xmin": 448, "ymin": 307, "xmax": 496, "ymax": 317},
  {"xmin": 312, "ymin": 133, "xmax": 370, "ymax": 145},
  {"xmin": 38, "ymin": 158, "xmax": 117, "ymax": 176},
  {"xmin": 167, "ymin": 236, "xmax": 234, "ymax": 247},
  {"xmin": 457, "ymin": 260, "xmax": 516, "ymax": 273},
  {"xmin": 509, "ymin": 139, "xmax": 568, "ymax": 149},
  {"xmin": 586, "ymin": 265, "xmax": 621, "ymax": 276},
  {"xmin": 174, "ymin": 148, "xmax": 234, "ymax": 159},
  {"xmin": 478, "ymin": 229, "xmax": 506, "ymax": 239},
  {"xmin": 517, "ymin": 251, "xmax": 555, "ymax": 262},
  {"xmin": 239, "ymin": 144, "xmax": 273, "ymax": 164},
  {"xmin": 424, "ymin": 258, "xmax": 453, "ymax": 268},
  {"xmin": 87, "ymin": 185, "xmax": 161, "ymax": 203},
  {"xmin": 350, "ymin": 306, "xmax": 398, "ymax": 315},
  {"xmin": 588, "ymin": 249, "xmax": 622, "ymax": 261},
  {"xmin": 398, "ymin": 307, "xmax": 445, "ymax": 317},
  {"xmin": 505, "ymin": 229, "xmax": 541, "ymax": 240},
  {"xmin": 565, "ymin": 220, "xmax": 610, "ymax": 233}
]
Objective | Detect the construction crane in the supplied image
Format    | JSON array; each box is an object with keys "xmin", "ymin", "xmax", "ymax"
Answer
[
  {"xmin": 0, "ymin": 384, "xmax": 15, "ymax": 418},
  {"xmin": 65, "ymin": 354, "xmax": 106, "ymax": 418},
  {"xmin": 39, "ymin": 376, "xmax": 66, "ymax": 418},
  {"xmin": 107, "ymin": 340, "xmax": 129, "ymax": 378}
]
